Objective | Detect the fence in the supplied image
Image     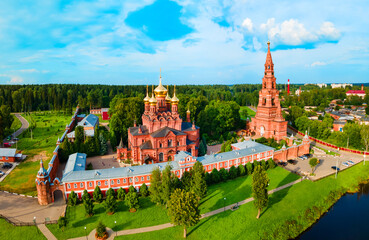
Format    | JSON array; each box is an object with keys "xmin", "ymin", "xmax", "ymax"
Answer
[
  {"xmin": 288, "ymin": 125, "xmax": 368, "ymax": 155},
  {"xmin": 0, "ymin": 213, "xmax": 57, "ymax": 226}
]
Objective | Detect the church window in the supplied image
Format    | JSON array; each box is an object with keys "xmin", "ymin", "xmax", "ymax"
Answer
[
  {"xmin": 168, "ymin": 140, "xmax": 172, "ymax": 147},
  {"xmin": 159, "ymin": 153, "xmax": 164, "ymax": 162},
  {"xmin": 268, "ymin": 65, "xmax": 270, "ymax": 69},
  {"xmin": 263, "ymin": 98, "xmax": 266, "ymax": 105},
  {"xmin": 177, "ymin": 141, "xmax": 180, "ymax": 146},
  {"xmin": 272, "ymin": 98, "xmax": 275, "ymax": 106},
  {"xmin": 160, "ymin": 143, "xmax": 163, "ymax": 148}
]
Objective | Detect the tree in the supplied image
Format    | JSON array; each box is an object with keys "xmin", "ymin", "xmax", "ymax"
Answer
[
  {"xmin": 125, "ymin": 191, "xmax": 140, "ymax": 211},
  {"xmin": 128, "ymin": 185, "xmax": 136, "ymax": 193},
  {"xmin": 150, "ymin": 167, "xmax": 162, "ymax": 205},
  {"xmin": 167, "ymin": 189, "xmax": 201, "ymax": 238},
  {"xmin": 162, "ymin": 164, "xmax": 174, "ymax": 206},
  {"xmin": 238, "ymin": 164, "xmax": 246, "ymax": 176},
  {"xmin": 246, "ymin": 162, "xmax": 253, "ymax": 175},
  {"xmin": 219, "ymin": 168, "xmax": 229, "ymax": 181},
  {"xmin": 181, "ymin": 171, "xmax": 192, "ymax": 192},
  {"xmin": 252, "ymin": 165, "xmax": 269, "ymax": 219},
  {"xmin": 361, "ymin": 125, "xmax": 369, "ymax": 159},
  {"xmin": 229, "ymin": 165, "xmax": 238, "ymax": 179},
  {"xmin": 309, "ymin": 158, "xmax": 318, "ymax": 175},
  {"xmin": 75, "ymin": 126, "xmax": 84, "ymax": 143},
  {"xmin": 96, "ymin": 222, "xmax": 107, "ymax": 238},
  {"xmin": 261, "ymin": 160, "xmax": 267, "ymax": 170},
  {"xmin": 103, "ymin": 195, "xmax": 117, "ymax": 214},
  {"xmin": 82, "ymin": 189, "xmax": 90, "ymax": 202},
  {"xmin": 210, "ymin": 168, "xmax": 220, "ymax": 183},
  {"xmin": 58, "ymin": 216, "xmax": 67, "ymax": 230},
  {"xmin": 140, "ymin": 183, "xmax": 149, "ymax": 197},
  {"xmin": 106, "ymin": 188, "xmax": 116, "ymax": 199},
  {"xmin": 117, "ymin": 187, "xmax": 126, "ymax": 201},
  {"xmin": 198, "ymin": 140, "xmax": 206, "ymax": 156},
  {"xmin": 93, "ymin": 186, "xmax": 103, "ymax": 203},
  {"xmin": 68, "ymin": 191, "xmax": 78, "ymax": 206},
  {"xmin": 191, "ymin": 161, "xmax": 207, "ymax": 199},
  {"xmin": 219, "ymin": 135, "xmax": 224, "ymax": 143},
  {"xmin": 83, "ymin": 198, "xmax": 94, "ymax": 216},
  {"xmin": 267, "ymin": 159, "xmax": 276, "ymax": 169}
]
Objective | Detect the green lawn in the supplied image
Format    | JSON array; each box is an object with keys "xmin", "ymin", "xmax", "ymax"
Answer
[
  {"xmin": 47, "ymin": 198, "xmax": 170, "ymax": 240},
  {"xmin": 0, "ymin": 112, "xmax": 72, "ymax": 196},
  {"xmin": 114, "ymin": 162, "xmax": 369, "ymax": 240},
  {"xmin": 240, "ymin": 106, "xmax": 256, "ymax": 120},
  {"xmin": 0, "ymin": 218, "xmax": 46, "ymax": 240},
  {"xmin": 46, "ymin": 167, "xmax": 298, "ymax": 239}
]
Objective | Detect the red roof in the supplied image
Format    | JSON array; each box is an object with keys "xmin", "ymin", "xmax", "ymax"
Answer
[{"xmin": 346, "ymin": 90, "xmax": 365, "ymax": 94}]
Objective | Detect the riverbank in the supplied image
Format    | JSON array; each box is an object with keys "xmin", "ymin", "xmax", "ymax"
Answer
[{"xmin": 114, "ymin": 162, "xmax": 369, "ymax": 240}]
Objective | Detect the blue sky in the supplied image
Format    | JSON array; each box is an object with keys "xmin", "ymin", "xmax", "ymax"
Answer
[{"xmin": 0, "ymin": 0, "xmax": 368, "ymax": 85}]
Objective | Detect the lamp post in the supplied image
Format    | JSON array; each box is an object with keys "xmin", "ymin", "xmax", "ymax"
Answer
[
  {"xmin": 34, "ymin": 216, "xmax": 39, "ymax": 234},
  {"xmin": 84, "ymin": 226, "xmax": 87, "ymax": 240},
  {"xmin": 223, "ymin": 197, "xmax": 226, "ymax": 212},
  {"xmin": 114, "ymin": 221, "xmax": 117, "ymax": 237}
]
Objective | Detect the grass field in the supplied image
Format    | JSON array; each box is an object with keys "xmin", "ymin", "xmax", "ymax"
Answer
[
  {"xmin": 114, "ymin": 162, "xmax": 369, "ymax": 240},
  {"xmin": 0, "ymin": 112, "xmax": 72, "ymax": 196},
  {"xmin": 0, "ymin": 218, "xmax": 46, "ymax": 240},
  {"xmin": 240, "ymin": 106, "xmax": 256, "ymax": 120},
  {"xmin": 46, "ymin": 167, "xmax": 298, "ymax": 239},
  {"xmin": 3, "ymin": 114, "xmax": 22, "ymax": 138}
]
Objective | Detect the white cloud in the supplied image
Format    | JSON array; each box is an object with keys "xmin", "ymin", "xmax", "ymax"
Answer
[
  {"xmin": 241, "ymin": 18, "xmax": 253, "ymax": 32},
  {"xmin": 311, "ymin": 61, "xmax": 327, "ymax": 67},
  {"xmin": 319, "ymin": 22, "xmax": 340, "ymax": 40},
  {"xmin": 19, "ymin": 69, "xmax": 38, "ymax": 73},
  {"xmin": 253, "ymin": 37, "xmax": 261, "ymax": 50},
  {"xmin": 0, "ymin": 74, "xmax": 24, "ymax": 84}
]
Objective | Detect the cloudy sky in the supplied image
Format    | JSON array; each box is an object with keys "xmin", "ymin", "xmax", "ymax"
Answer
[{"xmin": 0, "ymin": 0, "xmax": 368, "ymax": 85}]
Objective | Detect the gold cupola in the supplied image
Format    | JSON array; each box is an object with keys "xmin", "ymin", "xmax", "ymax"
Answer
[
  {"xmin": 165, "ymin": 85, "xmax": 171, "ymax": 103},
  {"xmin": 143, "ymin": 85, "xmax": 150, "ymax": 103},
  {"xmin": 154, "ymin": 69, "xmax": 168, "ymax": 97},
  {"xmin": 149, "ymin": 85, "xmax": 157, "ymax": 106},
  {"xmin": 171, "ymin": 85, "xmax": 179, "ymax": 104}
]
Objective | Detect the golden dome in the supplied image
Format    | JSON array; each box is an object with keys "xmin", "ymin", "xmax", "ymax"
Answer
[
  {"xmin": 186, "ymin": 109, "xmax": 190, "ymax": 113},
  {"xmin": 165, "ymin": 85, "xmax": 171, "ymax": 102},
  {"xmin": 143, "ymin": 85, "xmax": 150, "ymax": 103},
  {"xmin": 154, "ymin": 69, "xmax": 167, "ymax": 97},
  {"xmin": 171, "ymin": 85, "xmax": 179, "ymax": 104},
  {"xmin": 149, "ymin": 93, "xmax": 157, "ymax": 106}
]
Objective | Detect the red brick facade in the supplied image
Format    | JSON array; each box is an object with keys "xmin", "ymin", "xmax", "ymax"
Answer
[{"xmin": 250, "ymin": 41, "xmax": 287, "ymax": 141}]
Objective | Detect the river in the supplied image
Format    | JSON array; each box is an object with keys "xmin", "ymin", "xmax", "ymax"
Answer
[{"xmin": 298, "ymin": 182, "xmax": 369, "ymax": 239}]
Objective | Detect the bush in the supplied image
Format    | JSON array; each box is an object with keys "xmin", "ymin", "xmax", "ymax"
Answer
[
  {"xmin": 128, "ymin": 185, "xmax": 137, "ymax": 193},
  {"xmin": 93, "ymin": 186, "xmax": 103, "ymax": 203},
  {"xmin": 58, "ymin": 216, "xmax": 67, "ymax": 230},
  {"xmin": 246, "ymin": 163, "xmax": 253, "ymax": 175},
  {"xmin": 125, "ymin": 191, "xmax": 140, "ymax": 211},
  {"xmin": 106, "ymin": 188, "xmax": 116, "ymax": 199},
  {"xmin": 205, "ymin": 172, "xmax": 211, "ymax": 185},
  {"xmin": 229, "ymin": 166, "xmax": 238, "ymax": 179},
  {"xmin": 82, "ymin": 189, "xmax": 90, "ymax": 202},
  {"xmin": 267, "ymin": 158, "xmax": 276, "ymax": 169},
  {"xmin": 261, "ymin": 160, "xmax": 267, "ymax": 170},
  {"xmin": 68, "ymin": 191, "xmax": 78, "ymax": 206},
  {"xmin": 84, "ymin": 198, "xmax": 94, "ymax": 216},
  {"xmin": 96, "ymin": 222, "xmax": 106, "ymax": 238},
  {"xmin": 219, "ymin": 168, "xmax": 229, "ymax": 181},
  {"xmin": 140, "ymin": 183, "xmax": 149, "ymax": 197},
  {"xmin": 238, "ymin": 164, "xmax": 246, "ymax": 176},
  {"xmin": 117, "ymin": 187, "xmax": 126, "ymax": 201},
  {"xmin": 103, "ymin": 195, "xmax": 117, "ymax": 214},
  {"xmin": 211, "ymin": 168, "xmax": 220, "ymax": 183}
]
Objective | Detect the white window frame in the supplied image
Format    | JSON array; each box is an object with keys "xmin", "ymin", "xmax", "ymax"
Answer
[
  {"xmin": 111, "ymin": 180, "xmax": 114, "ymax": 185},
  {"xmin": 123, "ymin": 179, "xmax": 126, "ymax": 183},
  {"xmin": 98, "ymin": 181, "xmax": 101, "ymax": 186},
  {"xmin": 80, "ymin": 183, "xmax": 83, "ymax": 188},
  {"xmin": 89, "ymin": 182, "xmax": 92, "ymax": 187},
  {"xmin": 117, "ymin": 179, "xmax": 120, "ymax": 184},
  {"xmin": 74, "ymin": 183, "xmax": 77, "ymax": 188},
  {"xmin": 68, "ymin": 184, "xmax": 71, "ymax": 189}
]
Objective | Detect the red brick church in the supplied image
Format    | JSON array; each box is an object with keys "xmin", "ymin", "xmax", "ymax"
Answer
[
  {"xmin": 117, "ymin": 74, "xmax": 200, "ymax": 164},
  {"xmin": 250, "ymin": 41, "xmax": 287, "ymax": 141}
]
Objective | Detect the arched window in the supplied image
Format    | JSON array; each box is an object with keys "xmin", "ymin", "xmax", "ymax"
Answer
[
  {"xmin": 177, "ymin": 141, "xmax": 180, "ymax": 146},
  {"xmin": 159, "ymin": 143, "xmax": 163, "ymax": 148},
  {"xmin": 159, "ymin": 152, "xmax": 164, "ymax": 162},
  {"xmin": 263, "ymin": 98, "xmax": 266, "ymax": 105},
  {"xmin": 272, "ymin": 98, "xmax": 275, "ymax": 106},
  {"xmin": 168, "ymin": 139, "xmax": 172, "ymax": 147}
]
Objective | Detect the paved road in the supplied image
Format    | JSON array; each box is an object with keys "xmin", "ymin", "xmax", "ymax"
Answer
[
  {"xmin": 2, "ymin": 113, "xmax": 29, "ymax": 145},
  {"xmin": 0, "ymin": 191, "xmax": 66, "ymax": 224}
]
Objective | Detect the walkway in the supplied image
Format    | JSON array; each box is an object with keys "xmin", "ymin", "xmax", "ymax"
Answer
[
  {"xmin": 38, "ymin": 224, "xmax": 58, "ymax": 240},
  {"xmin": 2, "ymin": 113, "xmax": 29, "ymax": 144},
  {"xmin": 67, "ymin": 178, "xmax": 302, "ymax": 240}
]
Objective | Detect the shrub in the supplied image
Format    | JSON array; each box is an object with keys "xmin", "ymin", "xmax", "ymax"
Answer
[
  {"xmin": 96, "ymin": 222, "xmax": 106, "ymax": 238},
  {"xmin": 125, "ymin": 191, "xmax": 140, "ymax": 211},
  {"xmin": 229, "ymin": 166, "xmax": 238, "ymax": 179},
  {"xmin": 246, "ymin": 163, "xmax": 253, "ymax": 175},
  {"xmin": 267, "ymin": 158, "xmax": 276, "ymax": 169},
  {"xmin": 106, "ymin": 188, "xmax": 116, "ymax": 199},
  {"xmin": 68, "ymin": 191, "xmax": 78, "ymax": 206},
  {"xmin": 84, "ymin": 198, "xmax": 94, "ymax": 216},
  {"xmin": 261, "ymin": 160, "xmax": 267, "ymax": 170},
  {"xmin": 139, "ymin": 183, "xmax": 149, "ymax": 197},
  {"xmin": 93, "ymin": 186, "xmax": 103, "ymax": 203},
  {"xmin": 205, "ymin": 172, "xmax": 211, "ymax": 185},
  {"xmin": 128, "ymin": 185, "xmax": 137, "ymax": 193},
  {"xmin": 117, "ymin": 187, "xmax": 126, "ymax": 201},
  {"xmin": 103, "ymin": 195, "xmax": 117, "ymax": 214},
  {"xmin": 238, "ymin": 164, "xmax": 246, "ymax": 176},
  {"xmin": 219, "ymin": 168, "xmax": 229, "ymax": 181},
  {"xmin": 58, "ymin": 216, "xmax": 67, "ymax": 230},
  {"xmin": 82, "ymin": 189, "xmax": 90, "ymax": 202},
  {"xmin": 211, "ymin": 168, "xmax": 220, "ymax": 183}
]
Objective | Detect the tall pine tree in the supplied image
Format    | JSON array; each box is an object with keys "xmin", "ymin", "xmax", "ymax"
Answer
[
  {"xmin": 252, "ymin": 165, "xmax": 269, "ymax": 219},
  {"xmin": 191, "ymin": 161, "xmax": 207, "ymax": 199},
  {"xmin": 161, "ymin": 164, "xmax": 173, "ymax": 206},
  {"xmin": 149, "ymin": 167, "xmax": 162, "ymax": 205}
]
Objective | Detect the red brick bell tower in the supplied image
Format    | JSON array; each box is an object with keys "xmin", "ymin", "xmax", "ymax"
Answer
[{"xmin": 250, "ymin": 41, "xmax": 287, "ymax": 141}]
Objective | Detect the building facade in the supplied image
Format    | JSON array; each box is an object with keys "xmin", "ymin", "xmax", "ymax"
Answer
[
  {"xmin": 250, "ymin": 41, "xmax": 287, "ymax": 141},
  {"xmin": 117, "ymin": 75, "xmax": 200, "ymax": 165}
]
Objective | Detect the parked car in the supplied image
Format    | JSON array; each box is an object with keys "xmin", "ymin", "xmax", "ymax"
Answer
[
  {"xmin": 3, "ymin": 142, "xmax": 11, "ymax": 148},
  {"xmin": 278, "ymin": 162, "xmax": 287, "ymax": 167},
  {"xmin": 0, "ymin": 171, "xmax": 4, "ymax": 177},
  {"xmin": 304, "ymin": 154, "xmax": 313, "ymax": 158},
  {"xmin": 13, "ymin": 138, "xmax": 19, "ymax": 142},
  {"xmin": 348, "ymin": 160, "xmax": 355, "ymax": 165},
  {"xmin": 2, "ymin": 163, "xmax": 13, "ymax": 169},
  {"xmin": 342, "ymin": 162, "xmax": 349, "ymax": 167},
  {"xmin": 331, "ymin": 166, "xmax": 340, "ymax": 171},
  {"xmin": 287, "ymin": 160, "xmax": 298, "ymax": 165}
]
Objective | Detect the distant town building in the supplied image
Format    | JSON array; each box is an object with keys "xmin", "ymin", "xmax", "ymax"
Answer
[
  {"xmin": 250, "ymin": 41, "xmax": 287, "ymax": 141},
  {"xmin": 90, "ymin": 108, "xmax": 110, "ymax": 120},
  {"xmin": 304, "ymin": 83, "xmax": 327, "ymax": 88},
  {"xmin": 0, "ymin": 148, "xmax": 22, "ymax": 162},
  {"xmin": 346, "ymin": 85, "xmax": 366, "ymax": 99},
  {"xmin": 67, "ymin": 114, "xmax": 99, "ymax": 141},
  {"xmin": 331, "ymin": 83, "xmax": 353, "ymax": 89}
]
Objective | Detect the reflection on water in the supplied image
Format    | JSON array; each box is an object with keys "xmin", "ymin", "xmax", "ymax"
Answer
[{"xmin": 298, "ymin": 182, "xmax": 369, "ymax": 240}]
